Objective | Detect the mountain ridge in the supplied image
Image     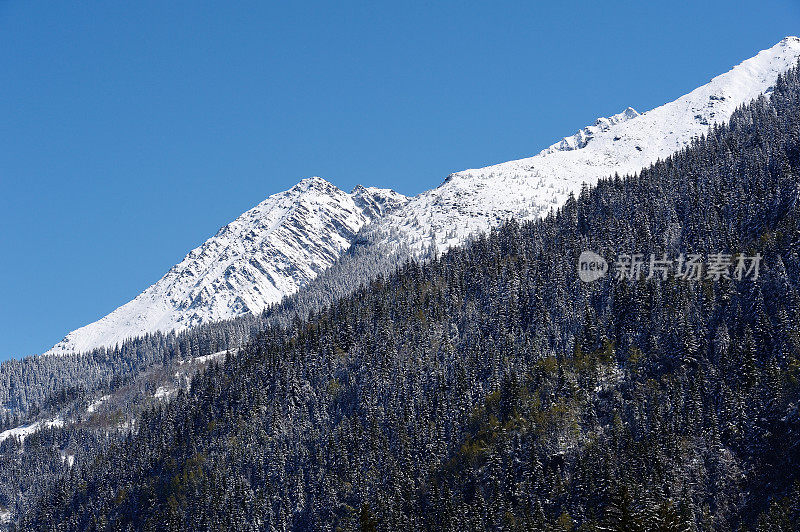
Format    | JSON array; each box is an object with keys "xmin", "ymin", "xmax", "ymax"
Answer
[
  {"xmin": 364, "ymin": 36, "xmax": 800, "ymax": 256},
  {"xmin": 45, "ymin": 36, "xmax": 800, "ymax": 355},
  {"xmin": 46, "ymin": 178, "xmax": 407, "ymax": 355}
]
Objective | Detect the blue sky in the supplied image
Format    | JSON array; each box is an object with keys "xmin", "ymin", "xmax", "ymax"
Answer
[{"xmin": 1, "ymin": 1, "xmax": 799, "ymax": 359}]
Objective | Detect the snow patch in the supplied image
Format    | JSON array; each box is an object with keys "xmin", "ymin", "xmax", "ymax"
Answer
[
  {"xmin": 193, "ymin": 350, "xmax": 228, "ymax": 365},
  {"xmin": 86, "ymin": 394, "xmax": 111, "ymax": 414},
  {"xmin": 154, "ymin": 386, "xmax": 176, "ymax": 401},
  {"xmin": 60, "ymin": 453, "xmax": 75, "ymax": 468},
  {"xmin": 0, "ymin": 417, "xmax": 64, "ymax": 445}
]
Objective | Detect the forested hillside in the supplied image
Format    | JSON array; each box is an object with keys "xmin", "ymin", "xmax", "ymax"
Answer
[
  {"xmin": 14, "ymin": 63, "xmax": 800, "ymax": 531},
  {"xmin": 0, "ymin": 215, "xmax": 414, "ymax": 424},
  {"xmin": 0, "ymin": 224, "xmax": 415, "ymax": 524}
]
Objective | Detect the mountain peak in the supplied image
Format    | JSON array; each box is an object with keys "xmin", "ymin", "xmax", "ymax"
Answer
[
  {"xmin": 46, "ymin": 178, "xmax": 401, "ymax": 355},
  {"xmin": 291, "ymin": 176, "xmax": 338, "ymax": 193},
  {"xmin": 43, "ymin": 38, "xmax": 800, "ymax": 355}
]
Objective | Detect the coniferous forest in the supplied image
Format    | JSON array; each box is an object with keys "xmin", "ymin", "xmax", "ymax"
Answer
[{"xmin": 7, "ymin": 63, "xmax": 800, "ymax": 530}]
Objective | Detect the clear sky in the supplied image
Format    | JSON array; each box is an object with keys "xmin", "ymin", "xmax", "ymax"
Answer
[{"xmin": 1, "ymin": 1, "xmax": 799, "ymax": 360}]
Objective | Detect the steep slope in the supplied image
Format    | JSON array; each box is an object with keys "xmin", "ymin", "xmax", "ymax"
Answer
[
  {"xmin": 46, "ymin": 178, "xmax": 407, "ymax": 355},
  {"xmin": 45, "ymin": 37, "xmax": 800, "ymax": 355},
  {"xmin": 366, "ymin": 36, "xmax": 800, "ymax": 254},
  {"xmin": 21, "ymin": 62, "xmax": 800, "ymax": 529}
]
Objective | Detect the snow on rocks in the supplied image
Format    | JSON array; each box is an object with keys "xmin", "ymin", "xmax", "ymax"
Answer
[
  {"xmin": 365, "ymin": 36, "xmax": 800, "ymax": 256},
  {"xmin": 46, "ymin": 180, "xmax": 407, "ymax": 355},
  {"xmin": 43, "ymin": 37, "xmax": 800, "ymax": 355}
]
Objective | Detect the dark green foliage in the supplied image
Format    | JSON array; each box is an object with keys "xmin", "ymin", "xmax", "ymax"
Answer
[{"xmin": 12, "ymin": 62, "xmax": 800, "ymax": 532}]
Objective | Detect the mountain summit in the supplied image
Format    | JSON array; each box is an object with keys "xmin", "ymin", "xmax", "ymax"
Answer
[
  {"xmin": 46, "ymin": 178, "xmax": 407, "ymax": 355},
  {"xmin": 46, "ymin": 37, "xmax": 800, "ymax": 355}
]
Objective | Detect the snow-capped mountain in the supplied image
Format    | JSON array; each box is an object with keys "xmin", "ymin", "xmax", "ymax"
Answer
[
  {"xmin": 46, "ymin": 37, "xmax": 800, "ymax": 355},
  {"xmin": 365, "ymin": 36, "xmax": 800, "ymax": 255},
  {"xmin": 46, "ymin": 178, "xmax": 407, "ymax": 354}
]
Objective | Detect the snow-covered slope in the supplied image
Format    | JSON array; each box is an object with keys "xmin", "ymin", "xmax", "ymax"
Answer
[
  {"xmin": 46, "ymin": 37, "xmax": 800, "ymax": 355},
  {"xmin": 0, "ymin": 417, "xmax": 63, "ymax": 445},
  {"xmin": 365, "ymin": 36, "xmax": 800, "ymax": 254},
  {"xmin": 46, "ymin": 178, "xmax": 407, "ymax": 354}
]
